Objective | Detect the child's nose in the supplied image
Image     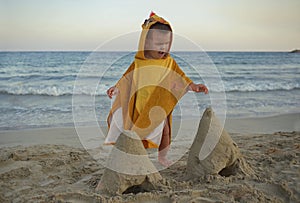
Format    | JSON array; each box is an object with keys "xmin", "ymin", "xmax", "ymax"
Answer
[{"xmin": 161, "ymin": 44, "xmax": 168, "ymax": 52}]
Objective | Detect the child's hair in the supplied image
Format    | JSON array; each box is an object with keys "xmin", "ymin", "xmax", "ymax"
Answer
[{"xmin": 149, "ymin": 22, "xmax": 172, "ymax": 31}]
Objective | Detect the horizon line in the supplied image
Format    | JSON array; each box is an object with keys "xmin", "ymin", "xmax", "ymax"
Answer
[{"xmin": 0, "ymin": 49, "xmax": 298, "ymax": 53}]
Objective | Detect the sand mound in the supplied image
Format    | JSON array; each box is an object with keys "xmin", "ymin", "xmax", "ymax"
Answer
[
  {"xmin": 96, "ymin": 131, "xmax": 162, "ymax": 195},
  {"xmin": 186, "ymin": 107, "xmax": 253, "ymax": 178}
]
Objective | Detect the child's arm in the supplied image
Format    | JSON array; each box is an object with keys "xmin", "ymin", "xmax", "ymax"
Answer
[
  {"xmin": 188, "ymin": 82, "xmax": 209, "ymax": 94},
  {"xmin": 106, "ymin": 62, "xmax": 135, "ymax": 99},
  {"xmin": 107, "ymin": 86, "xmax": 119, "ymax": 99}
]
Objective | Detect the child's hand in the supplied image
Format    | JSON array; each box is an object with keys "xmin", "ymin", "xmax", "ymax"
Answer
[
  {"xmin": 189, "ymin": 83, "xmax": 208, "ymax": 94},
  {"xmin": 106, "ymin": 86, "xmax": 119, "ymax": 99}
]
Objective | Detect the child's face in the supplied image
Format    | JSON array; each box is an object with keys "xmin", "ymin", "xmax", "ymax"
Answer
[{"xmin": 144, "ymin": 30, "xmax": 172, "ymax": 59}]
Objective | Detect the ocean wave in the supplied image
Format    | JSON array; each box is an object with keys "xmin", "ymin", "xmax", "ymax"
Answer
[
  {"xmin": 0, "ymin": 85, "xmax": 109, "ymax": 97},
  {"xmin": 0, "ymin": 74, "xmax": 121, "ymax": 83},
  {"xmin": 224, "ymin": 85, "xmax": 300, "ymax": 93},
  {"xmin": 0, "ymin": 74, "xmax": 78, "ymax": 81},
  {"xmin": 0, "ymin": 84, "xmax": 299, "ymax": 96}
]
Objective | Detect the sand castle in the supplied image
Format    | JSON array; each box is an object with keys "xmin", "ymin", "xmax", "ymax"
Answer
[
  {"xmin": 186, "ymin": 107, "xmax": 253, "ymax": 178},
  {"xmin": 97, "ymin": 108, "xmax": 253, "ymax": 195},
  {"xmin": 96, "ymin": 131, "xmax": 162, "ymax": 195}
]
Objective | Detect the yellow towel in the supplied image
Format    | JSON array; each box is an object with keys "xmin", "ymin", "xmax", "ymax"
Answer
[{"xmin": 106, "ymin": 12, "xmax": 192, "ymax": 148}]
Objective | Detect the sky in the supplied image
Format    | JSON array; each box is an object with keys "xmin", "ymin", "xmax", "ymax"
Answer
[{"xmin": 1, "ymin": 0, "xmax": 299, "ymax": 51}]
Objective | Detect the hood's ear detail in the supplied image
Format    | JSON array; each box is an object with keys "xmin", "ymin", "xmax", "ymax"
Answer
[
  {"xmin": 142, "ymin": 11, "xmax": 170, "ymax": 30},
  {"xmin": 150, "ymin": 11, "xmax": 155, "ymax": 17}
]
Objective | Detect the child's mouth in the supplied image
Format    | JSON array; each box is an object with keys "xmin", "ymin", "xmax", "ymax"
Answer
[{"xmin": 158, "ymin": 51, "xmax": 165, "ymax": 56}]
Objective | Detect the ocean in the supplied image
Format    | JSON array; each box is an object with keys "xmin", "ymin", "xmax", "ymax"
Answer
[{"xmin": 0, "ymin": 51, "xmax": 299, "ymax": 130}]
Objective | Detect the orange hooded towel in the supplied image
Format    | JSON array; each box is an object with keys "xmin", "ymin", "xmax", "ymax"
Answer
[{"xmin": 104, "ymin": 12, "xmax": 193, "ymax": 148}]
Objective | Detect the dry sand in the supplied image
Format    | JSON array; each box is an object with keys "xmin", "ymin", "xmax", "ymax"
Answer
[{"xmin": 0, "ymin": 113, "xmax": 299, "ymax": 202}]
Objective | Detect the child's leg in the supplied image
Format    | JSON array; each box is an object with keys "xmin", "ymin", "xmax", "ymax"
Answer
[{"xmin": 158, "ymin": 118, "xmax": 173, "ymax": 166}]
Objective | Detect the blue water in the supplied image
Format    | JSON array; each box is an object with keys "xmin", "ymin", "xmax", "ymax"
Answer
[{"xmin": 0, "ymin": 51, "xmax": 299, "ymax": 130}]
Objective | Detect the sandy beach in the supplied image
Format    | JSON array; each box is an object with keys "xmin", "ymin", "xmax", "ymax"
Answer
[{"xmin": 0, "ymin": 113, "xmax": 299, "ymax": 202}]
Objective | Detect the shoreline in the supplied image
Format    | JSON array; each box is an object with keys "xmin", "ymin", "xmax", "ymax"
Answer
[
  {"xmin": 0, "ymin": 112, "xmax": 299, "ymax": 148},
  {"xmin": 1, "ymin": 111, "xmax": 299, "ymax": 131},
  {"xmin": 225, "ymin": 112, "xmax": 300, "ymax": 134}
]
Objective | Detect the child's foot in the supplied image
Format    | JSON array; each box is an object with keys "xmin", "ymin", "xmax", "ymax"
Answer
[{"xmin": 158, "ymin": 156, "xmax": 173, "ymax": 167}]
